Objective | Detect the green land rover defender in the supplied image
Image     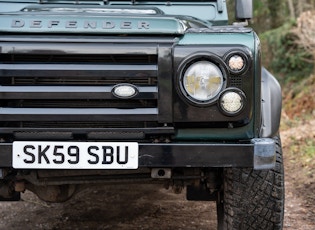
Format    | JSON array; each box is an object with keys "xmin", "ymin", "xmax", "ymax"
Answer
[{"xmin": 0, "ymin": 0, "xmax": 284, "ymax": 229}]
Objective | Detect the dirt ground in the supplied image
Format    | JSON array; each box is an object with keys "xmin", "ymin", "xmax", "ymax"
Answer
[
  {"xmin": 0, "ymin": 184, "xmax": 216, "ymax": 230},
  {"xmin": 0, "ymin": 120, "xmax": 314, "ymax": 230},
  {"xmin": 281, "ymin": 119, "xmax": 315, "ymax": 230}
]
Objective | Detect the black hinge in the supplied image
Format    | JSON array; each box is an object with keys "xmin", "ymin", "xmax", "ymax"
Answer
[{"xmin": 217, "ymin": 0, "xmax": 223, "ymax": 13}]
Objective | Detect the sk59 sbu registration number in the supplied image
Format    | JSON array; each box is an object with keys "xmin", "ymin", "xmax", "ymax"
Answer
[{"xmin": 12, "ymin": 142, "xmax": 138, "ymax": 169}]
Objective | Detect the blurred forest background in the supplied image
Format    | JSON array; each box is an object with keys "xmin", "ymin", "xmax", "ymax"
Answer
[
  {"xmin": 227, "ymin": 0, "xmax": 315, "ymax": 120},
  {"xmin": 228, "ymin": 0, "xmax": 315, "ymax": 83}
]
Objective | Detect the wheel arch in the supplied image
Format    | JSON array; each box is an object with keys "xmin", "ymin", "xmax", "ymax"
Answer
[{"xmin": 260, "ymin": 68, "xmax": 282, "ymax": 137}]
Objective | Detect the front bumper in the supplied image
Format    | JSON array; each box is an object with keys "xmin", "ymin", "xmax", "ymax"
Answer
[{"xmin": 0, "ymin": 138, "xmax": 275, "ymax": 170}]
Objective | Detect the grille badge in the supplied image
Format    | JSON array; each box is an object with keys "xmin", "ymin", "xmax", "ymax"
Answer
[{"xmin": 112, "ymin": 84, "xmax": 138, "ymax": 99}]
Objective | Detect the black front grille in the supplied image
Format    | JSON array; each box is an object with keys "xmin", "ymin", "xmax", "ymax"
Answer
[
  {"xmin": 8, "ymin": 76, "xmax": 158, "ymax": 86},
  {"xmin": 0, "ymin": 36, "xmax": 175, "ymax": 137},
  {"xmin": 0, "ymin": 53, "xmax": 157, "ymax": 64},
  {"xmin": 1, "ymin": 53, "xmax": 158, "ymax": 86},
  {"xmin": 6, "ymin": 99, "xmax": 157, "ymax": 108},
  {"xmin": 3, "ymin": 121, "xmax": 156, "ymax": 129}
]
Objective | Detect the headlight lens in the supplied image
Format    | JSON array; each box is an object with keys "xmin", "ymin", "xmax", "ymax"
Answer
[{"xmin": 182, "ymin": 61, "xmax": 224, "ymax": 103}]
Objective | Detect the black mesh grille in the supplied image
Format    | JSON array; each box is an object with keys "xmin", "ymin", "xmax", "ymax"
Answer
[{"xmin": 230, "ymin": 76, "xmax": 243, "ymax": 88}]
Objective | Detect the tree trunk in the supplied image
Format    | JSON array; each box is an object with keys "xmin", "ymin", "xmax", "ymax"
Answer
[{"xmin": 287, "ymin": 0, "xmax": 296, "ymax": 19}]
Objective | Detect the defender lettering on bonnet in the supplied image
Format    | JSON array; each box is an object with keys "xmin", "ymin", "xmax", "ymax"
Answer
[{"xmin": 11, "ymin": 19, "xmax": 150, "ymax": 30}]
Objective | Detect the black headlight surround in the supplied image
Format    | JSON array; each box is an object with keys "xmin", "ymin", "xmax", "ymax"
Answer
[{"xmin": 177, "ymin": 52, "xmax": 229, "ymax": 107}]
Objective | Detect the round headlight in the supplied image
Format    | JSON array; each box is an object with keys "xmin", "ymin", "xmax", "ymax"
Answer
[
  {"xmin": 182, "ymin": 61, "xmax": 224, "ymax": 103},
  {"xmin": 219, "ymin": 89, "xmax": 245, "ymax": 115}
]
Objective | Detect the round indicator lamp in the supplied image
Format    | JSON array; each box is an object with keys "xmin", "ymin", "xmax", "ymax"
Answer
[
  {"xmin": 228, "ymin": 55, "xmax": 244, "ymax": 72},
  {"xmin": 220, "ymin": 90, "xmax": 245, "ymax": 115}
]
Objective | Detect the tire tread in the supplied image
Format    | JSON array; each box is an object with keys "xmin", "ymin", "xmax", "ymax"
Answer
[{"xmin": 223, "ymin": 136, "xmax": 284, "ymax": 229}]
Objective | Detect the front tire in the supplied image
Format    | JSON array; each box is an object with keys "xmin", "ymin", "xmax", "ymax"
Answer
[{"xmin": 218, "ymin": 135, "xmax": 284, "ymax": 229}]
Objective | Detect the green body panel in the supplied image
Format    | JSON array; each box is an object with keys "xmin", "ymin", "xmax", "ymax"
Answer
[
  {"xmin": 0, "ymin": 1, "xmax": 226, "ymax": 35},
  {"xmin": 143, "ymin": 4, "xmax": 228, "ymax": 25},
  {"xmin": 0, "ymin": 1, "xmax": 228, "ymax": 25},
  {"xmin": 178, "ymin": 32, "xmax": 255, "ymax": 48}
]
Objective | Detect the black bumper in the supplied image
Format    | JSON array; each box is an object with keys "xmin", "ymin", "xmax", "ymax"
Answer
[{"xmin": 0, "ymin": 139, "xmax": 275, "ymax": 169}]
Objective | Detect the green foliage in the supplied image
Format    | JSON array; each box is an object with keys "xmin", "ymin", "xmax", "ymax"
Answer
[
  {"xmin": 305, "ymin": 139, "xmax": 315, "ymax": 159},
  {"xmin": 289, "ymin": 136, "xmax": 315, "ymax": 168},
  {"xmin": 226, "ymin": 0, "xmax": 314, "ymax": 83},
  {"xmin": 251, "ymin": 0, "xmax": 288, "ymax": 33},
  {"xmin": 260, "ymin": 21, "xmax": 314, "ymax": 83}
]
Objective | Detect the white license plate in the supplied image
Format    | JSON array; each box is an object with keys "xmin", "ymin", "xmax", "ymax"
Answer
[{"xmin": 12, "ymin": 141, "xmax": 138, "ymax": 169}]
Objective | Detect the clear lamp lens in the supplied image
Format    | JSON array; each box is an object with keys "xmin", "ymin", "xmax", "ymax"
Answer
[
  {"xmin": 183, "ymin": 61, "xmax": 224, "ymax": 102},
  {"xmin": 114, "ymin": 85, "xmax": 136, "ymax": 98},
  {"xmin": 228, "ymin": 55, "xmax": 244, "ymax": 71},
  {"xmin": 220, "ymin": 91, "xmax": 243, "ymax": 114}
]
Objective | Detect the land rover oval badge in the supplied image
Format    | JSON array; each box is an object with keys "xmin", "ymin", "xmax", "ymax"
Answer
[{"xmin": 112, "ymin": 84, "xmax": 138, "ymax": 99}]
